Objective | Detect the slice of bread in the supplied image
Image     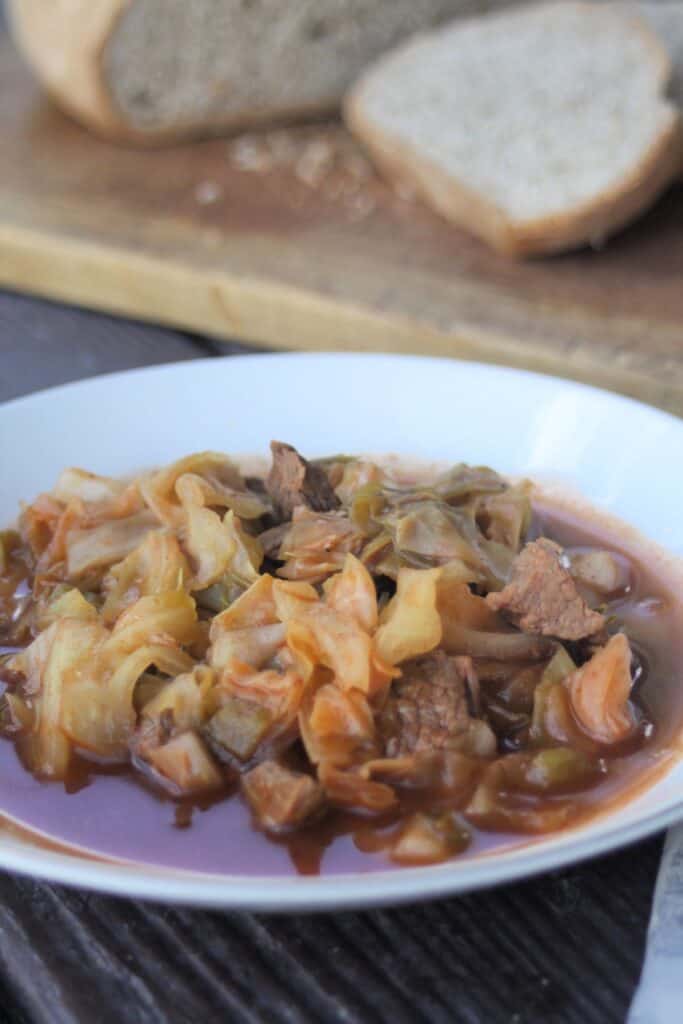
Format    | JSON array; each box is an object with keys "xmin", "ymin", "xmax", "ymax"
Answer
[
  {"xmin": 629, "ymin": 4, "xmax": 683, "ymax": 177},
  {"xmin": 7, "ymin": 0, "xmax": 517, "ymax": 144},
  {"xmin": 345, "ymin": 1, "xmax": 683, "ymax": 257},
  {"xmin": 631, "ymin": 2, "xmax": 683, "ymax": 112}
]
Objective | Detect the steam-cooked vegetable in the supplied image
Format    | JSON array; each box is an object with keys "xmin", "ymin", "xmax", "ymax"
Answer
[
  {"xmin": 384, "ymin": 501, "xmax": 485, "ymax": 566},
  {"xmin": 242, "ymin": 761, "xmax": 324, "ymax": 831},
  {"xmin": 0, "ymin": 445, "xmax": 659, "ymax": 871},
  {"xmin": 567, "ymin": 633, "xmax": 636, "ymax": 744},
  {"xmin": 140, "ymin": 451, "xmax": 262, "ymax": 528},
  {"xmin": 432, "ymin": 464, "xmax": 508, "ymax": 503},
  {"xmin": 62, "ymin": 644, "xmax": 196, "ymax": 759},
  {"xmin": 52, "ymin": 467, "xmax": 130, "ymax": 507},
  {"xmin": 65, "ymin": 511, "xmax": 159, "ymax": 578},
  {"xmin": 101, "ymin": 531, "xmax": 190, "ymax": 624},
  {"xmin": 334, "ymin": 460, "xmax": 385, "ymax": 505},
  {"xmin": 147, "ymin": 731, "xmax": 223, "ymax": 794},
  {"xmin": 108, "ymin": 591, "xmax": 198, "ymax": 653},
  {"xmin": 475, "ymin": 483, "xmax": 532, "ymax": 551},
  {"xmin": 290, "ymin": 604, "xmax": 375, "ymax": 693},
  {"xmin": 466, "ymin": 747, "xmax": 604, "ymax": 834},
  {"xmin": 438, "ymin": 576, "xmax": 551, "ymax": 661},
  {"xmin": 359, "ymin": 754, "xmax": 439, "ymax": 788},
  {"xmin": 375, "ymin": 567, "xmax": 442, "ymax": 665},
  {"xmin": 299, "ymin": 683, "xmax": 376, "ymax": 766},
  {"xmin": 323, "ymin": 554, "xmax": 378, "ymax": 633},
  {"xmin": 529, "ymin": 646, "xmax": 589, "ymax": 749},
  {"xmin": 39, "ymin": 588, "xmax": 99, "ymax": 627},
  {"xmin": 184, "ymin": 506, "xmax": 262, "ymax": 590},
  {"xmin": 8, "ymin": 619, "xmax": 101, "ymax": 777},
  {"xmin": 275, "ymin": 508, "xmax": 363, "ymax": 582},
  {"xmin": 271, "ymin": 579, "xmax": 319, "ymax": 622},
  {"xmin": 391, "ymin": 812, "xmax": 470, "ymax": 865},
  {"xmin": 140, "ymin": 665, "xmax": 214, "ymax": 734},
  {"xmin": 523, "ymin": 748, "xmax": 604, "ymax": 791},
  {"xmin": 204, "ymin": 698, "xmax": 273, "ymax": 763},
  {"xmin": 0, "ymin": 692, "xmax": 34, "ymax": 734},
  {"xmin": 209, "ymin": 622, "xmax": 286, "ymax": 673},
  {"xmin": 570, "ymin": 550, "xmax": 626, "ymax": 596},
  {"xmin": 318, "ymin": 762, "xmax": 397, "ymax": 813}
]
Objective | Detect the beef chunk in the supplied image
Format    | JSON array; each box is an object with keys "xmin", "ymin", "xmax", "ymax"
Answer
[
  {"xmin": 266, "ymin": 441, "xmax": 340, "ymax": 519},
  {"xmin": 242, "ymin": 760, "xmax": 324, "ymax": 832},
  {"xmin": 487, "ymin": 538, "xmax": 605, "ymax": 641},
  {"xmin": 380, "ymin": 651, "xmax": 495, "ymax": 758}
]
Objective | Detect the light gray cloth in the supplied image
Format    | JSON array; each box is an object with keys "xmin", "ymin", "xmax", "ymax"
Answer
[{"xmin": 628, "ymin": 825, "xmax": 683, "ymax": 1023}]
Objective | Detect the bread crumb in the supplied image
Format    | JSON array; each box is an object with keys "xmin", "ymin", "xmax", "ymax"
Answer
[
  {"xmin": 228, "ymin": 135, "xmax": 273, "ymax": 172},
  {"xmin": 226, "ymin": 125, "xmax": 382, "ymax": 220},
  {"xmin": 266, "ymin": 130, "xmax": 299, "ymax": 165},
  {"xmin": 295, "ymin": 139, "xmax": 335, "ymax": 187},
  {"xmin": 322, "ymin": 179, "xmax": 344, "ymax": 201},
  {"xmin": 342, "ymin": 152, "xmax": 373, "ymax": 183},
  {"xmin": 393, "ymin": 182, "xmax": 417, "ymax": 202},
  {"xmin": 194, "ymin": 181, "xmax": 223, "ymax": 205},
  {"xmin": 201, "ymin": 227, "xmax": 224, "ymax": 247},
  {"xmin": 345, "ymin": 193, "xmax": 376, "ymax": 221}
]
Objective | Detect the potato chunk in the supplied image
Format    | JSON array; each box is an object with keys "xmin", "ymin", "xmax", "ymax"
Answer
[{"xmin": 242, "ymin": 761, "xmax": 324, "ymax": 832}]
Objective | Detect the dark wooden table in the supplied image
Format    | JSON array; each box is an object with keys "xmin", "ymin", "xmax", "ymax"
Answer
[{"xmin": 0, "ymin": 287, "xmax": 662, "ymax": 1024}]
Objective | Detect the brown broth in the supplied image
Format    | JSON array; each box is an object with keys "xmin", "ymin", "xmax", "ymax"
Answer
[{"xmin": 0, "ymin": 504, "xmax": 682, "ymax": 876}]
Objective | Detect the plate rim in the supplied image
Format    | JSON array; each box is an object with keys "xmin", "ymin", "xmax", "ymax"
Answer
[
  {"xmin": 0, "ymin": 796, "xmax": 681, "ymax": 911},
  {"xmin": 2, "ymin": 349, "xmax": 682, "ymax": 430}
]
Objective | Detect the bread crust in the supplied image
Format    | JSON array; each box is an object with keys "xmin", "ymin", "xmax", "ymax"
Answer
[
  {"xmin": 344, "ymin": 2, "xmax": 683, "ymax": 256},
  {"xmin": 9, "ymin": 0, "xmax": 478, "ymax": 146},
  {"xmin": 7, "ymin": 0, "xmax": 348, "ymax": 144},
  {"xmin": 7, "ymin": 0, "xmax": 133, "ymax": 139}
]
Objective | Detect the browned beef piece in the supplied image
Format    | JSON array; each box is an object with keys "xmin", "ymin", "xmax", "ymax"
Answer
[
  {"xmin": 266, "ymin": 441, "xmax": 340, "ymax": 519},
  {"xmin": 380, "ymin": 651, "xmax": 495, "ymax": 758},
  {"xmin": 486, "ymin": 538, "xmax": 605, "ymax": 641},
  {"xmin": 242, "ymin": 760, "xmax": 324, "ymax": 832}
]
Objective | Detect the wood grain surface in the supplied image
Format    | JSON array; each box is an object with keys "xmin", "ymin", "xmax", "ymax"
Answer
[
  {"xmin": 1, "ymin": 37, "xmax": 683, "ymax": 414},
  {"xmin": 0, "ymin": 287, "xmax": 663, "ymax": 1024},
  {"xmin": 0, "ymin": 838, "xmax": 663, "ymax": 1024}
]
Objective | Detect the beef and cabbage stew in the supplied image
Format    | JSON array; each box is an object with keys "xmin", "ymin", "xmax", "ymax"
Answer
[{"xmin": 0, "ymin": 444, "xmax": 679, "ymax": 873}]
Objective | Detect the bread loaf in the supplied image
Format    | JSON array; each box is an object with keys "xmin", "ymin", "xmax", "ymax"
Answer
[
  {"xmin": 344, "ymin": 1, "xmax": 683, "ymax": 256},
  {"xmin": 7, "ymin": 0, "xmax": 511, "ymax": 144}
]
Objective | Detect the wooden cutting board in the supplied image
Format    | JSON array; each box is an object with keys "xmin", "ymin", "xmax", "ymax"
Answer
[{"xmin": 1, "ymin": 38, "xmax": 683, "ymax": 414}]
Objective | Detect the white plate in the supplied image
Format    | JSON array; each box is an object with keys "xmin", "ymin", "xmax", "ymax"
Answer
[{"xmin": 1, "ymin": 353, "xmax": 682, "ymax": 911}]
